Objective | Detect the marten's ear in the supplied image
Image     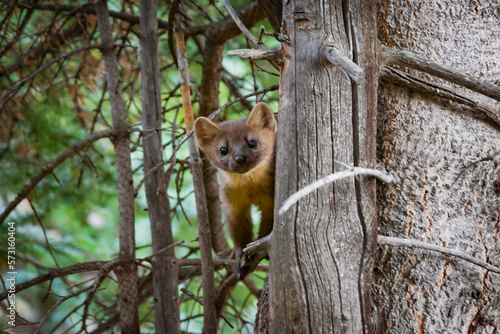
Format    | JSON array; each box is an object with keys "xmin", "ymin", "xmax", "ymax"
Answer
[
  {"xmin": 247, "ymin": 102, "xmax": 276, "ymax": 132},
  {"xmin": 194, "ymin": 117, "xmax": 221, "ymax": 152}
]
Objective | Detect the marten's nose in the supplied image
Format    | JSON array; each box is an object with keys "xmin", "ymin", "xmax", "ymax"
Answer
[{"xmin": 235, "ymin": 155, "xmax": 246, "ymax": 165}]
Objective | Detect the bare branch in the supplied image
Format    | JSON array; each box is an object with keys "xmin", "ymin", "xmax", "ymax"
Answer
[
  {"xmin": 380, "ymin": 42, "xmax": 500, "ymax": 102},
  {"xmin": 378, "ymin": 235, "xmax": 500, "ymax": 275},
  {"xmin": 0, "ymin": 260, "xmax": 121, "ymax": 301},
  {"xmin": 226, "ymin": 46, "xmax": 281, "ymax": 61},
  {"xmin": 139, "ymin": 240, "xmax": 185, "ymax": 263},
  {"xmin": 243, "ymin": 234, "xmax": 271, "ymax": 256},
  {"xmin": 220, "ymin": 0, "xmax": 259, "ymax": 46},
  {"xmin": 0, "ymin": 44, "xmax": 102, "ymax": 105},
  {"xmin": 34, "ymin": 285, "xmax": 96, "ymax": 334},
  {"xmin": 0, "ymin": 130, "xmax": 112, "ymax": 226},
  {"xmin": 175, "ymin": 16, "xmax": 217, "ymax": 333},
  {"xmin": 321, "ymin": 39, "xmax": 363, "ymax": 83},
  {"xmin": 279, "ymin": 166, "xmax": 397, "ymax": 215},
  {"xmin": 381, "ymin": 67, "xmax": 500, "ymax": 127}
]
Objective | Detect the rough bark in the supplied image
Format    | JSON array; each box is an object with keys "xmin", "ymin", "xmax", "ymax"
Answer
[
  {"xmin": 270, "ymin": 0, "xmax": 377, "ymax": 332},
  {"xmin": 374, "ymin": 1, "xmax": 500, "ymax": 333},
  {"xmin": 94, "ymin": 0, "xmax": 138, "ymax": 332},
  {"xmin": 139, "ymin": 1, "xmax": 180, "ymax": 333}
]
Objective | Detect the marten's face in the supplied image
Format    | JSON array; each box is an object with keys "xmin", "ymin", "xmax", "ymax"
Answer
[{"xmin": 194, "ymin": 103, "xmax": 276, "ymax": 174}]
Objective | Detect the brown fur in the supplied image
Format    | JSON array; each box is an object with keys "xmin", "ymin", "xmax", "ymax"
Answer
[{"xmin": 194, "ymin": 103, "xmax": 276, "ymax": 279}]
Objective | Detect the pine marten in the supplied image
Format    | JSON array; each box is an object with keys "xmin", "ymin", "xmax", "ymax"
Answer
[{"xmin": 194, "ymin": 102, "xmax": 276, "ymax": 280}]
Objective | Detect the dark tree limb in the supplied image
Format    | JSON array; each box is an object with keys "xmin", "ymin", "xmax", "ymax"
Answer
[
  {"xmin": 380, "ymin": 67, "xmax": 500, "ymax": 127},
  {"xmin": 0, "ymin": 44, "xmax": 102, "ymax": 105},
  {"xmin": 256, "ymin": 0, "xmax": 282, "ymax": 32},
  {"xmin": 139, "ymin": 1, "xmax": 181, "ymax": 332},
  {"xmin": 0, "ymin": 260, "xmax": 121, "ymax": 301},
  {"xmin": 0, "ymin": 130, "xmax": 111, "ymax": 226},
  {"xmin": 94, "ymin": 1, "xmax": 139, "ymax": 332},
  {"xmin": 380, "ymin": 42, "xmax": 500, "ymax": 102}
]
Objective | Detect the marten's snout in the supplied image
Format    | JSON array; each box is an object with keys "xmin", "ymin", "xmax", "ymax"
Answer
[{"xmin": 235, "ymin": 155, "xmax": 247, "ymax": 165}]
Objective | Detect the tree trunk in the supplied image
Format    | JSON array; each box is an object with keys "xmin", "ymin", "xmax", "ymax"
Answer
[
  {"xmin": 270, "ymin": 0, "xmax": 377, "ymax": 332},
  {"xmin": 139, "ymin": 1, "xmax": 180, "ymax": 333},
  {"xmin": 94, "ymin": 1, "xmax": 139, "ymax": 332},
  {"xmin": 373, "ymin": 1, "xmax": 500, "ymax": 333}
]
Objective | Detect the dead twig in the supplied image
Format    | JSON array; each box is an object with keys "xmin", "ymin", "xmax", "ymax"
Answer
[
  {"xmin": 378, "ymin": 235, "xmax": 500, "ymax": 275},
  {"xmin": 279, "ymin": 166, "xmax": 397, "ymax": 215}
]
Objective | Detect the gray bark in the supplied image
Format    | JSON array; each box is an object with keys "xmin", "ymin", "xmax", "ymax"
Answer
[
  {"xmin": 139, "ymin": 1, "xmax": 180, "ymax": 333},
  {"xmin": 270, "ymin": 0, "xmax": 377, "ymax": 333},
  {"xmin": 374, "ymin": 1, "xmax": 500, "ymax": 333},
  {"xmin": 94, "ymin": 0, "xmax": 139, "ymax": 332}
]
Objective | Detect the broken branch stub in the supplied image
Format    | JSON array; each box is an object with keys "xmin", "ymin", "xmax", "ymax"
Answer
[{"xmin": 321, "ymin": 39, "xmax": 363, "ymax": 83}]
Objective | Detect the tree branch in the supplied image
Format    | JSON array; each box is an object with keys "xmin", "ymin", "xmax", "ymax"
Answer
[
  {"xmin": 380, "ymin": 42, "xmax": 500, "ymax": 102},
  {"xmin": 380, "ymin": 67, "xmax": 500, "ymax": 127},
  {"xmin": 0, "ymin": 260, "xmax": 121, "ymax": 301},
  {"xmin": 321, "ymin": 39, "xmax": 363, "ymax": 83},
  {"xmin": 279, "ymin": 166, "xmax": 397, "ymax": 215},
  {"xmin": 220, "ymin": 0, "xmax": 259, "ymax": 46},
  {"xmin": 226, "ymin": 46, "xmax": 281, "ymax": 61},
  {"xmin": 378, "ymin": 235, "xmax": 500, "ymax": 275},
  {"xmin": 243, "ymin": 233, "xmax": 271, "ymax": 256},
  {"xmin": 0, "ymin": 130, "xmax": 112, "ymax": 226},
  {"xmin": 175, "ymin": 16, "xmax": 218, "ymax": 333},
  {"xmin": 0, "ymin": 44, "xmax": 102, "ymax": 106}
]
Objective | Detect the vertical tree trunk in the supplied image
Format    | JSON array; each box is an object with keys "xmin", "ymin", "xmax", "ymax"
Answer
[
  {"xmin": 270, "ymin": 0, "xmax": 377, "ymax": 332},
  {"xmin": 94, "ymin": 1, "xmax": 139, "ymax": 332},
  {"xmin": 199, "ymin": 36, "xmax": 230, "ymax": 255},
  {"xmin": 139, "ymin": 1, "xmax": 180, "ymax": 333},
  {"xmin": 373, "ymin": 1, "xmax": 500, "ymax": 332}
]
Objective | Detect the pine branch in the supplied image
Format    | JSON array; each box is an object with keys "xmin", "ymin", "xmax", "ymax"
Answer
[{"xmin": 0, "ymin": 130, "xmax": 112, "ymax": 226}]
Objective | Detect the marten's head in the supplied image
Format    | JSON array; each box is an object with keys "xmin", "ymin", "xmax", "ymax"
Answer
[{"xmin": 194, "ymin": 102, "xmax": 276, "ymax": 174}]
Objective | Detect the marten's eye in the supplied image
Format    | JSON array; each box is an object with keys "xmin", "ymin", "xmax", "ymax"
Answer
[
  {"xmin": 220, "ymin": 147, "xmax": 228, "ymax": 156},
  {"xmin": 248, "ymin": 140, "xmax": 257, "ymax": 148}
]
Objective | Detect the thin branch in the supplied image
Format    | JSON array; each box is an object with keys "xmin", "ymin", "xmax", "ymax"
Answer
[
  {"xmin": 380, "ymin": 67, "xmax": 500, "ymax": 127},
  {"xmin": 0, "ymin": 44, "xmax": 102, "ymax": 105},
  {"xmin": 175, "ymin": 15, "xmax": 217, "ymax": 333},
  {"xmin": 380, "ymin": 42, "xmax": 500, "ymax": 102},
  {"xmin": 139, "ymin": 240, "xmax": 185, "ymax": 263},
  {"xmin": 220, "ymin": 0, "xmax": 259, "ymax": 46},
  {"xmin": 378, "ymin": 235, "xmax": 500, "ymax": 275},
  {"xmin": 226, "ymin": 46, "xmax": 281, "ymax": 61},
  {"xmin": 279, "ymin": 166, "xmax": 397, "ymax": 215},
  {"xmin": 0, "ymin": 260, "xmax": 121, "ymax": 302},
  {"xmin": 14, "ymin": 1, "xmax": 168, "ymax": 29},
  {"xmin": 34, "ymin": 285, "xmax": 97, "ymax": 334},
  {"xmin": 243, "ymin": 233, "xmax": 271, "ymax": 256},
  {"xmin": 0, "ymin": 130, "xmax": 112, "ymax": 226},
  {"xmin": 180, "ymin": 288, "xmax": 234, "ymax": 328}
]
